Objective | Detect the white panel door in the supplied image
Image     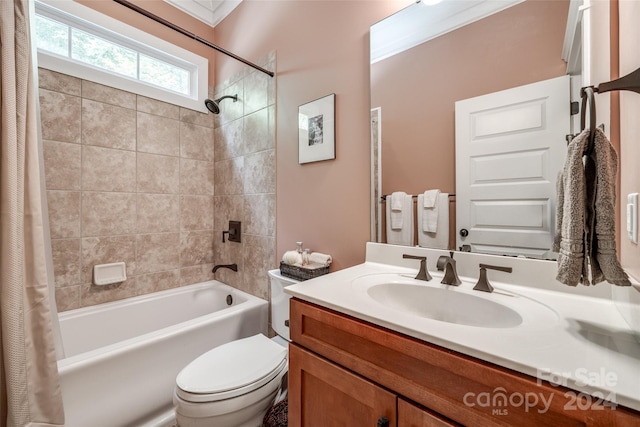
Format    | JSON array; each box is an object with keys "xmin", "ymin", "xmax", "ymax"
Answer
[{"xmin": 455, "ymin": 75, "xmax": 570, "ymax": 258}]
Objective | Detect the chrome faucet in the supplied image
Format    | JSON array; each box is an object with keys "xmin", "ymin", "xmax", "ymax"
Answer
[
  {"xmin": 402, "ymin": 254, "xmax": 432, "ymax": 281},
  {"xmin": 436, "ymin": 252, "xmax": 462, "ymax": 286},
  {"xmin": 212, "ymin": 263, "xmax": 238, "ymax": 273},
  {"xmin": 473, "ymin": 263, "xmax": 512, "ymax": 293}
]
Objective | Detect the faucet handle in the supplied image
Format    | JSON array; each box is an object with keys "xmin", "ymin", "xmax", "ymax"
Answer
[
  {"xmin": 473, "ymin": 263, "xmax": 513, "ymax": 293},
  {"xmin": 402, "ymin": 254, "xmax": 432, "ymax": 281}
]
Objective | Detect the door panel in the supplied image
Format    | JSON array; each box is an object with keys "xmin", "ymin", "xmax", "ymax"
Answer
[{"xmin": 455, "ymin": 75, "xmax": 570, "ymax": 257}]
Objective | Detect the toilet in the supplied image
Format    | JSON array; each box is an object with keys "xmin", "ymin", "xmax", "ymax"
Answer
[{"xmin": 173, "ymin": 269, "xmax": 299, "ymax": 427}]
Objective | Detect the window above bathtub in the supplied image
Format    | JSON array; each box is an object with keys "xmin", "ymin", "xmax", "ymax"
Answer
[{"xmin": 34, "ymin": 0, "xmax": 209, "ymax": 113}]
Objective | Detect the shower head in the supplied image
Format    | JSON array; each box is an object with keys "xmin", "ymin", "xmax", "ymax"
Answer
[{"xmin": 204, "ymin": 94, "xmax": 238, "ymax": 114}]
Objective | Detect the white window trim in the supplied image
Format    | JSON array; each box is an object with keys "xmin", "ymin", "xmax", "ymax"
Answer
[{"xmin": 35, "ymin": 0, "xmax": 208, "ymax": 113}]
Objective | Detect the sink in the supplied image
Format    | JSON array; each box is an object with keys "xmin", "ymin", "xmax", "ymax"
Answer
[
  {"xmin": 367, "ymin": 282, "xmax": 522, "ymax": 328},
  {"xmin": 351, "ymin": 274, "xmax": 558, "ymax": 329}
]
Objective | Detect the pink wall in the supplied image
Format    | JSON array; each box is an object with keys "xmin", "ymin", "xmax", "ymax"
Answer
[
  {"xmin": 214, "ymin": 1, "xmax": 411, "ymax": 271},
  {"xmin": 372, "ymin": 0, "xmax": 569, "ymax": 197}
]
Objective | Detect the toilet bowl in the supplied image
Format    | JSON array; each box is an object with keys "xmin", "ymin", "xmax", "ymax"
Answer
[{"xmin": 173, "ymin": 270, "xmax": 299, "ymax": 427}]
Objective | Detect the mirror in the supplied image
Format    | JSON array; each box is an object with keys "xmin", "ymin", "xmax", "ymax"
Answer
[{"xmin": 370, "ymin": 0, "xmax": 574, "ymax": 258}]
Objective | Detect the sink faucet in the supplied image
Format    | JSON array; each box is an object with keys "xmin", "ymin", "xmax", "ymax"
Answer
[
  {"xmin": 212, "ymin": 263, "xmax": 238, "ymax": 273},
  {"xmin": 402, "ymin": 254, "xmax": 432, "ymax": 281},
  {"xmin": 473, "ymin": 263, "xmax": 512, "ymax": 293},
  {"xmin": 436, "ymin": 252, "xmax": 462, "ymax": 286}
]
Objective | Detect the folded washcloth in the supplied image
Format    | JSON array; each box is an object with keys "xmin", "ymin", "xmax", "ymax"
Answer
[
  {"xmin": 389, "ymin": 191, "xmax": 406, "ymax": 229},
  {"xmin": 422, "ymin": 189, "xmax": 440, "ymax": 232},
  {"xmin": 282, "ymin": 250, "xmax": 302, "ymax": 266},
  {"xmin": 309, "ymin": 252, "xmax": 332, "ymax": 266}
]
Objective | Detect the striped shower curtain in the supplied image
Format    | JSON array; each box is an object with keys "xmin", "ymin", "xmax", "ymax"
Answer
[{"xmin": 0, "ymin": 0, "xmax": 65, "ymax": 425}]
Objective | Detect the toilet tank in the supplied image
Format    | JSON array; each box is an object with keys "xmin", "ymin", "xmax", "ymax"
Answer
[{"xmin": 268, "ymin": 269, "xmax": 300, "ymax": 341}]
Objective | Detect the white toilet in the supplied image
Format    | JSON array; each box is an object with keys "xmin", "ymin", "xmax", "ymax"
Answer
[{"xmin": 173, "ymin": 269, "xmax": 299, "ymax": 427}]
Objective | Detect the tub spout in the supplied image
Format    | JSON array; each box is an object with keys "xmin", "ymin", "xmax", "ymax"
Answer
[{"xmin": 212, "ymin": 263, "xmax": 238, "ymax": 273}]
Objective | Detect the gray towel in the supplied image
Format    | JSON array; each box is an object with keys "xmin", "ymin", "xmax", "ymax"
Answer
[{"xmin": 554, "ymin": 129, "xmax": 630, "ymax": 286}]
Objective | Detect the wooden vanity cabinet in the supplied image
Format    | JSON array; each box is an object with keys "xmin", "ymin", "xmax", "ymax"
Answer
[{"xmin": 288, "ymin": 299, "xmax": 640, "ymax": 427}]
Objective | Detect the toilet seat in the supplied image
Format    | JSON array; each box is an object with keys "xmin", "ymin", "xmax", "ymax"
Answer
[{"xmin": 176, "ymin": 334, "xmax": 288, "ymax": 404}]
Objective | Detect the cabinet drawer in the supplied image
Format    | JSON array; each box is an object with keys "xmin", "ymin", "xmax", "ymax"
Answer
[{"xmin": 290, "ymin": 298, "xmax": 639, "ymax": 426}]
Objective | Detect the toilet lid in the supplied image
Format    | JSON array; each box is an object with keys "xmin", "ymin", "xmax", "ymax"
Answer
[{"xmin": 176, "ymin": 334, "xmax": 287, "ymax": 402}]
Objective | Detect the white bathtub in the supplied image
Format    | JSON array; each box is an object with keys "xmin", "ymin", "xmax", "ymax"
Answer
[{"xmin": 57, "ymin": 281, "xmax": 268, "ymax": 427}]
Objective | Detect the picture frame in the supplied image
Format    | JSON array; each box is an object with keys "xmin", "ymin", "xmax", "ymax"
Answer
[{"xmin": 298, "ymin": 93, "xmax": 335, "ymax": 164}]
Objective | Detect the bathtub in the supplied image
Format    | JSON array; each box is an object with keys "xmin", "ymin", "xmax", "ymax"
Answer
[{"xmin": 57, "ymin": 281, "xmax": 268, "ymax": 427}]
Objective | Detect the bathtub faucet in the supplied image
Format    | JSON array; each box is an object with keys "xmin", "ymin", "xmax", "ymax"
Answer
[{"xmin": 212, "ymin": 263, "xmax": 238, "ymax": 273}]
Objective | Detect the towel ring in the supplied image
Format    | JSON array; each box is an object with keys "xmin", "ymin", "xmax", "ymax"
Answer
[{"xmin": 580, "ymin": 86, "xmax": 597, "ymax": 156}]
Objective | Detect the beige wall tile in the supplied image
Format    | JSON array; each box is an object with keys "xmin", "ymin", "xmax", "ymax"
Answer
[
  {"xmin": 180, "ymin": 231, "xmax": 214, "ymax": 267},
  {"xmin": 181, "ymin": 195, "xmax": 213, "ymax": 231},
  {"xmin": 38, "ymin": 68, "xmax": 81, "ymax": 96},
  {"xmin": 81, "ymin": 235, "xmax": 137, "ymax": 284},
  {"xmin": 82, "ymin": 99, "xmax": 136, "ymax": 150},
  {"xmin": 214, "ymin": 118, "xmax": 244, "ymax": 161},
  {"xmin": 43, "ymin": 140, "xmax": 81, "ymax": 190},
  {"xmin": 244, "ymin": 150, "xmax": 275, "ymax": 194},
  {"xmin": 55, "ymin": 285, "xmax": 81, "ymax": 312},
  {"xmin": 39, "ymin": 89, "xmax": 81, "ymax": 143},
  {"xmin": 214, "ymin": 157, "xmax": 244, "ymax": 195},
  {"xmin": 244, "ymin": 108, "xmax": 271, "ymax": 154},
  {"xmin": 82, "ymin": 145, "xmax": 136, "ymax": 192},
  {"xmin": 180, "ymin": 107, "xmax": 213, "ymax": 128},
  {"xmin": 180, "ymin": 264, "xmax": 215, "ymax": 286},
  {"xmin": 180, "ymin": 158, "xmax": 214, "ymax": 195},
  {"xmin": 136, "ymin": 233, "xmax": 180, "ymax": 274},
  {"xmin": 137, "ymin": 153, "xmax": 180, "ymax": 194},
  {"xmin": 80, "ymin": 278, "xmax": 137, "ymax": 307},
  {"xmin": 137, "ymin": 194, "xmax": 180, "ymax": 233},
  {"xmin": 180, "ymin": 122, "xmax": 214, "ymax": 161},
  {"xmin": 243, "ymin": 70, "xmax": 270, "ymax": 115},
  {"xmin": 47, "ymin": 190, "xmax": 80, "ymax": 238},
  {"xmin": 82, "ymin": 81, "xmax": 136, "ymax": 109},
  {"xmin": 81, "ymin": 192, "xmax": 136, "ymax": 236},
  {"xmin": 51, "ymin": 238, "xmax": 81, "ymax": 287},
  {"xmin": 213, "ymin": 195, "xmax": 243, "ymax": 231},
  {"xmin": 244, "ymin": 193, "xmax": 275, "ymax": 237},
  {"xmin": 137, "ymin": 112, "xmax": 180, "ymax": 156},
  {"xmin": 137, "ymin": 95, "xmax": 180, "ymax": 119},
  {"xmin": 137, "ymin": 270, "xmax": 180, "ymax": 295},
  {"xmin": 241, "ymin": 235, "xmax": 274, "ymax": 300}
]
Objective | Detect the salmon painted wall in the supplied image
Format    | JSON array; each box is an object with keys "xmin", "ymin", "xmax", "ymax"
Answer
[
  {"xmin": 214, "ymin": 1, "xmax": 412, "ymax": 271},
  {"xmin": 75, "ymin": 0, "xmax": 217, "ymax": 81},
  {"xmin": 371, "ymin": 0, "xmax": 569, "ymax": 197}
]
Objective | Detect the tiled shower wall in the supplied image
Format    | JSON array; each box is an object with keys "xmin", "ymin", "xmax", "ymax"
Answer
[{"xmin": 39, "ymin": 52, "xmax": 276, "ymax": 311}]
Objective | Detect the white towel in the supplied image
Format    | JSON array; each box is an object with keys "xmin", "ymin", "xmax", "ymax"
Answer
[
  {"xmin": 309, "ymin": 252, "xmax": 332, "ymax": 266},
  {"xmin": 417, "ymin": 193, "xmax": 449, "ymax": 249},
  {"xmin": 421, "ymin": 189, "xmax": 440, "ymax": 232},
  {"xmin": 389, "ymin": 191, "xmax": 406, "ymax": 230},
  {"xmin": 386, "ymin": 193, "xmax": 414, "ymax": 246}
]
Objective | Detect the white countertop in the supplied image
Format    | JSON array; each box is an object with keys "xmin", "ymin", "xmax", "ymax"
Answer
[{"xmin": 284, "ymin": 243, "xmax": 640, "ymax": 412}]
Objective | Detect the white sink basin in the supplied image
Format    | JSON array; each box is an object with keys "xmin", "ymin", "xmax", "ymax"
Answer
[{"xmin": 351, "ymin": 274, "xmax": 558, "ymax": 329}]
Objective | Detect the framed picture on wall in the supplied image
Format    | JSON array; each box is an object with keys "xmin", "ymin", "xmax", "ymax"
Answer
[{"xmin": 298, "ymin": 93, "xmax": 335, "ymax": 164}]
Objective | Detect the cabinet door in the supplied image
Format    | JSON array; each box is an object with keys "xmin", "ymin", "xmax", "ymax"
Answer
[
  {"xmin": 398, "ymin": 399, "xmax": 460, "ymax": 427},
  {"xmin": 289, "ymin": 343, "xmax": 397, "ymax": 427}
]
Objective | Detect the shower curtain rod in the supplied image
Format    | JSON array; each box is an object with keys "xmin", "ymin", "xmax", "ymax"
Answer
[{"xmin": 112, "ymin": 0, "xmax": 274, "ymax": 78}]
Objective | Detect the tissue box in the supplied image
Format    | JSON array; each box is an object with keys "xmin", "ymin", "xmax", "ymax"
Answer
[{"xmin": 279, "ymin": 261, "xmax": 329, "ymax": 281}]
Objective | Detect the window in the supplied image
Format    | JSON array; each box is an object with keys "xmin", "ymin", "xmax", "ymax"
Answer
[{"xmin": 34, "ymin": 0, "xmax": 208, "ymax": 112}]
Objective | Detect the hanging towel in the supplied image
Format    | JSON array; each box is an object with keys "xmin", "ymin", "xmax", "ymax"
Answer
[
  {"xmin": 417, "ymin": 193, "xmax": 449, "ymax": 249},
  {"xmin": 386, "ymin": 193, "xmax": 414, "ymax": 246},
  {"xmin": 421, "ymin": 189, "xmax": 441, "ymax": 232},
  {"xmin": 554, "ymin": 129, "xmax": 630, "ymax": 286},
  {"xmin": 389, "ymin": 191, "xmax": 406, "ymax": 230}
]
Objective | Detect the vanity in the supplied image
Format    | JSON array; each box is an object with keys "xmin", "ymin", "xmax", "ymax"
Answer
[{"xmin": 285, "ymin": 243, "xmax": 640, "ymax": 426}]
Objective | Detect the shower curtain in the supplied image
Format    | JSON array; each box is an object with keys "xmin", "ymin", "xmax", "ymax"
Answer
[{"xmin": 0, "ymin": 0, "xmax": 65, "ymax": 425}]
